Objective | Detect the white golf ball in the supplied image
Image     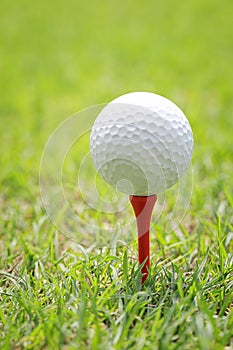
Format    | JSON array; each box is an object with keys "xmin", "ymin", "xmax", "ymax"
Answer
[{"xmin": 90, "ymin": 92, "xmax": 193, "ymax": 195}]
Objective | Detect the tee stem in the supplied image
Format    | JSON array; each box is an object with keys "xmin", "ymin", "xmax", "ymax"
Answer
[{"xmin": 129, "ymin": 195, "xmax": 157, "ymax": 284}]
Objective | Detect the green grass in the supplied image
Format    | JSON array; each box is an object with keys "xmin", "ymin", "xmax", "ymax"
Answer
[{"xmin": 0, "ymin": 0, "xmax": 233, "ymax": 349}]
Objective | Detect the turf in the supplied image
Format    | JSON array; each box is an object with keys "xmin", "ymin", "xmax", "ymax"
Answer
[{"xmin": 0, "ymin": 0, "xmax": 233, "ymax": 349}]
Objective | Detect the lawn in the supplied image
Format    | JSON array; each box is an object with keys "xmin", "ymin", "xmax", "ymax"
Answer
[{"xmin": 0, "ymin": 0, "xmax": 233, "ymax": 349}]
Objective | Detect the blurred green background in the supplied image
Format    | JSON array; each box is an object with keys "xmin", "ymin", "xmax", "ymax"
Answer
[{"xmin": 1, "ymin": 0, "xmax": 233, "ymax": 252}]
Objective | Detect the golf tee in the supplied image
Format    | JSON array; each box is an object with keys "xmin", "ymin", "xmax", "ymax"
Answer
[{"xmin": 129, "ymin": 195, "xmax": 157, "ymax": 284}]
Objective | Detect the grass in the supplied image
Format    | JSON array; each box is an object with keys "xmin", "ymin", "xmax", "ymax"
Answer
[{"xmin": 0, "ymin": 0, "xmax": 233, "ymax": 349}]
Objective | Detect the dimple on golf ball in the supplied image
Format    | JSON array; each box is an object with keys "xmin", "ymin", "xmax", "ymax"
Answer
[{"xmin": 90, "ymin": 92, "xmax": 193, "ymax": 195}]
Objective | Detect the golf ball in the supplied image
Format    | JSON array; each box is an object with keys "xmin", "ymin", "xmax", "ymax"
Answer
[{"xmin": 90, "ymin": 92, "xmax": 193, "ymax": 195}]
